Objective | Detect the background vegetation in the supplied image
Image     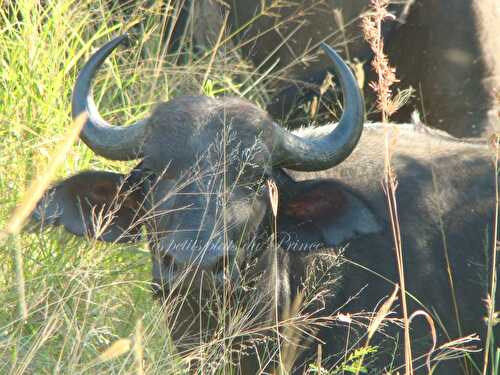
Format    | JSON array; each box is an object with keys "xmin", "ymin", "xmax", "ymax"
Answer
[
  {"xmin": 0, "ymin": 1, "xmax": 497, "ymax": 374},
  {"xmin": 0, "ymin": 1, "xmax": 334, "ymax": 373}
]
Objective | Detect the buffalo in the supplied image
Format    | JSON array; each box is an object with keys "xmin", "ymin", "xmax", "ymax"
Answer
[
  {"xmin": 32, "ymin": 35, "xmax": 498, "ymax": 373},
  {"xmin": 103, "ymin": 1, "xmax": 500, "ymax": 136},
  {"xmin": 191, "ymin": 0, "xmax": 500, "ymax": 138}
]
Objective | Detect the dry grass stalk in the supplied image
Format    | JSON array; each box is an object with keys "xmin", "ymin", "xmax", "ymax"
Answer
[
  {"xmin": 333, "ymin": 9, "xmax": 350, "ymax": 61},
  {"xmin": 315, "ymin": 343, "xmax": 323, "ymax": 373},
  {"xmin": 367, "ymin": 285, "xmax": 399, "ymax": 341},
  {"xmin": 355, "ymin": 285, "xmax": 398, "ymax": 375},
  {"xmin": 482, "ymin": 126, "xmax": 500, "ymax": 374},
  {"xmin": 362, "ymin": 0, "xmax": 398, "ymax": 123},
  {"xmin": 276, "ymin": 291, "xmax": 306, "ymax": 374},
  {"xmin": 200, "ymin": 11, "xmax": 230, "ymax": 94},
  {"xmin": 362, "ymin": 1, "xmax": 413, "ymax": 374},
  {"xmin": 382, "ymin": 130, "xmax": 414, "ymax": 375},
  {"xmin": 12, "ymin": 235, "xmax": 27, "ymax": 322},
  {"xmin": 408, "ymin": 310, "xmax": 437, "ymax": 374},
  {"xmin": 1, "ymin": 113, "xmax": 87, "ymax": 323},
  {"xmin": 267, "ymin": 178, "xmax": 283, "ymax": 371},
  {"xmin": 96, "ymin": 338, "xmax": 133, "ymax": 363},
  {"xmin": 134, "ymin": 319, "xmax": 145, "ymax": 375},
  {"xmin": 1, "ymin": 113, "xmax": 87, "ymax": 240}
]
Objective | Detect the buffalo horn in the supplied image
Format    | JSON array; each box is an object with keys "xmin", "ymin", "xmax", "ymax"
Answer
[
  {"xmin": 271, "ymin": 43, "xmax": 365, "ymax": 171},
  {"xmin": 72, "ymin": 34, "xmax": 147, "ymax": 160}
]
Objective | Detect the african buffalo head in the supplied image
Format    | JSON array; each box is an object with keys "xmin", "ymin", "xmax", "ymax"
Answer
[{"xmin": 33, "ymin": 35, "xmax": 379, "ymax": 297}]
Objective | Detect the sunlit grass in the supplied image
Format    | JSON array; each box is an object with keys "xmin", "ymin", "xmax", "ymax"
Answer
[
  {"xmin": 0, "ymin": 1, "xmax": 265, "ymax": 373},
  {"xmin": 1, "ymin": 1, "xmax": 497, "ymax": 374},
  {"xmin": 0, "ymin": 1, "xmax": 346, "ymax": 373}
]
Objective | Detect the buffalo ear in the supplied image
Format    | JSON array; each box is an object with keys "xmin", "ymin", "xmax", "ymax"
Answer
[
  {"xmin": 277, "ymin": 179, "xmax": 382, "ymax": 250},
  {"xmin": 32, "ymin": 171, "xmax": 143, "ymax": 243}
]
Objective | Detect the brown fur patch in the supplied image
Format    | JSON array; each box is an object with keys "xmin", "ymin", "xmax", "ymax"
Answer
[{"xmin": 284, "ymin": 186, "xmax": 346, "ymax": 220}]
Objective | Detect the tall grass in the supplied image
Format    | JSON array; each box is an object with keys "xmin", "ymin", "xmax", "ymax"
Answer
[
  {"xmin": 0, "ymin": 1, "xmax": 264, "ymax": 373},
  {"xmin": 362, "ymin": 1, "xmax": 414, "ymax": 373},
  {"xmin": 0, "ymin": 1, "xmax": 354, "ymax": 374},
  {"xmin": 1, "ymin": 1, "xmax": 496, "ymax": 374},
  {"xmin": 482, "ymin": 94, "xmax": 500, "ymax": 375},
  {"xmin": 361, "ymin": 1, "xmax": 498, "ymax": 374}
]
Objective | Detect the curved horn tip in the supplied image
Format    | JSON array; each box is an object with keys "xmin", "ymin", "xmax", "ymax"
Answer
[
  {"xmin": 115, "ymin": 33, "xmax": 130, "ymax": 44},
  {"xmin": 272, "ymin": 41, "xmax": 364, "ymax": 171},
  {"xmin": 320, "ymin": 43, "xmax": 342, "ymax": 63},
  {"xmin": 105, "ymin": 33, "xmax": 130, "ymax": 50},
  {"xmin": 71, "ymin": 33, "xmax": 147, "ymax": 161}
]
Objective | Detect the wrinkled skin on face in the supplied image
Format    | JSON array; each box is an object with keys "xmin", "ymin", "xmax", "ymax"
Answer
[{"xmin": 142, "ymin": 98, "xmax": 274, "ymax": 292}]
